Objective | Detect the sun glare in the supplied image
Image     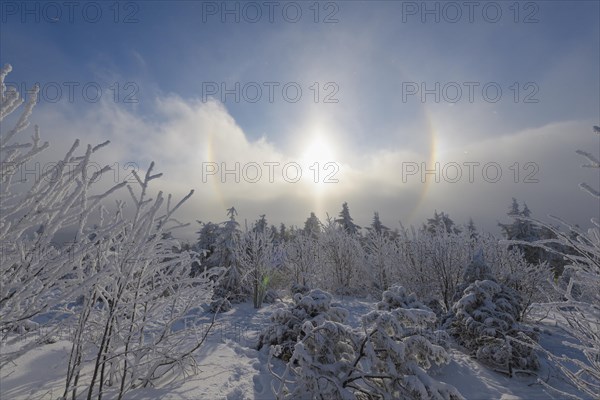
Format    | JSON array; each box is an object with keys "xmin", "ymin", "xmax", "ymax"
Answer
[
  {"xmin": 304, "ymin": 137, "xmax": 334, "ymax": 162},
  {"xmin": 302, "ymin": 135, "xmax": 336, "ymax": 164}
]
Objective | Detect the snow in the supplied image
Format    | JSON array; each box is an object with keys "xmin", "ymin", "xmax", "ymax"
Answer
[{"xmin": 1, "ymin": 297, "xmax": 595, "ymax": 399}]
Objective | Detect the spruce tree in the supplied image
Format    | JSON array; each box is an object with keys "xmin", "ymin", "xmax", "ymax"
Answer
[
  {"xmin": 426, "ymin": 211, "xmax": 460, "ymax": 235},
  {"xmin": 367, "ymin": 211, "xmax": 390, "ymax": 236},
  {"xmin": 303, "ymin": 212, "xmax": 321, "ymax": 238},
  {"xmin": 335, "ymin": 202, "xmax": 361, "ymax": 235}
]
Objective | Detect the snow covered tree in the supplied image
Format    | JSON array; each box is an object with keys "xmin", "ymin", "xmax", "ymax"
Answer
[
  {"xmin": 498, "ymin": 198, "xmax": 549, "ymax": 266},
  {"xmin": 335, "ymin": 202, "xmax": 361, "ymax": 236},
  {"xmin": 449, "ymin": 280, "xmax": 539, "ymax": 376},
  {"xmin": 376, "ymin": 284, "xmax": 450, "ymax": 344},
  {"xmin": 278, "ymin": 223, "xmax": 291, "ymax": 242},
  {"xmin": 364, "ymin": 229, "xmax": 398, "ymax": 294},
  {"xmin": 397, "ymin": 225, "xmax": 471, "ymax": 312},
  {"xmin": 303, "ymin": 212, "xmax": 322, "ymax": 238},
  {"xmin": 253, "ymin": 214, "xmax": 268, "ymax": 233},
  {"xmin": 258, "ymin": 289, "xmax": 348, "ymax": 361},
  {"xmin": 234, "ymin": 225, "xmax": 283, "ymax": 308},
  {"xmin": 450, "ymin": 249, "xmax": 493, "ymax": 303},
  {"xmin": 425, "ymin": 211, "xmax": 460, "ymax": 235},
  {"xmin": 366, "ymin": 211, "xmax": 390, "ymax": 236},
  {"xmin": 447, "ymin": 252, "xmax": 539, "ymax": 376},
  {"xmin": 271, "ymin": 286, "xmax": 463, "ymax": 399},
  {"xmin": 466, "ymin": 218, "xmax": 478, "ymax": 240},
  {"xmin": 284, "ymin": 231, "xmax": 320, "ymax": 287},
  {"xmin": 425, "ymin": 227, "xmax": 470, "ymax": 311},
  {"xmin": 193, "ymin": 220, "xmax": 220, "ymax": 274},
  {"xmin": 319, "ymin": 220, "xmax": 366, "ymax": 294},
  {"xmin": 395, "ymin": 225, "xmax": 433, "ymax": 301},
  {"xmin": 0, "ymin": 64, "xmax": 128, "ymax": 346},
  {"xmin": 377, "ymin": 284, "xmax": 430, "ymax": 312},
  {"xmin": 208, "ymin": 207, "xmax": 244, "ymax": 303},
  {"xmin": 395, "ymin": 221, "xmax": 546, "ymax": 320},
  {"xmin": 499, "ymin": 198, "xmax": 521, "ymax": 236},
  {"xmin": 270, "ymin": 224, "xmax": 280, "ymax": 243},
  {"xmin": 485, "ymin": 244, "xmax": 553, "ymax": 320}
]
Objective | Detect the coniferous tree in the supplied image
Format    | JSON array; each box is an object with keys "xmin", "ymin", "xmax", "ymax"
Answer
[
  {"xmin": 210, "ymin": 207, "xmax": 244, "ymax": 302},
  {"xmin": 426, "ymin": 211, "xmax": 460, "ymax": 235},
  {"xmin": 253, "ymin": 214, "xmax": 268, "ymax": 233},
  {"xmin": 279, "ymin": 223, "xmax": 290, "ymax": 242},
  {"xmin": 366, "ymin": 211, "xmax": 390, "ymax": 236},
  {"xmin": 303, "ymin": 212, "xmax": 321, "ymax": 238},
  {"xmin": 498, "ymin": 199, "xmax": 549, "ymax": 265},
  {"xmin": 193, "ymin": 221, "xmax": 220, "ymax": 275},
  {"xmin": 335, "ymin": 202, "xmax": 361, "ymax": 235},
  {"xmin": 466, "ymin": 218, "xmax": 478, "ymax": 240},
  {"xmin": 269, "ymin": 224, "xmax": 280, "ymax": 243}
]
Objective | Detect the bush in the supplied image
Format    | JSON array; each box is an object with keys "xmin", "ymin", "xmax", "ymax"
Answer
[
  {"xmin": 271, "ymin": 286, "xmax": 463, "ymax": 399},
  {"xmin": 448, "ymin": 279, "xmax": 539, "ymax": 374},
  {"xmin": 257, "ymin": 289, "xmax": 348, "ymax": 361}
]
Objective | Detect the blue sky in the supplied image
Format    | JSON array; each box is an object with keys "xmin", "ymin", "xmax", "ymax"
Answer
[{"xmin": 1, "ymin": 1, "xmax": 599, "ymax": 236}]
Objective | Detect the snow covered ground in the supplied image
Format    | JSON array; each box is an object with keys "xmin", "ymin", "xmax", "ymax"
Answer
[{"xmin": 0, "ymin": 297, "xmax": 594, "ymax": 399}]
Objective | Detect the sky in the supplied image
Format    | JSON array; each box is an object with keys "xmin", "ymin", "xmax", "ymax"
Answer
[{"xmin": 1, "ymin": 0, "xmax": 599, "ymax": 239}]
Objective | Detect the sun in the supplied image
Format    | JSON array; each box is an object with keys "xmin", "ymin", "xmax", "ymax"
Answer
[
  {"xmin": 292, "ymin": 124, "xmax": 343, "ymax": 217},
  {"xmin": 301, "ymin": 134, "xmax": 336, "ymax": 165}
]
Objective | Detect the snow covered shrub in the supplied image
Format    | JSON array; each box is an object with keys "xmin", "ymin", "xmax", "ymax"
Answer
[
  {"xmin": 450, "ymin": 249, "xmax": 494, "ymax": 305},
  {"xmin": 396, "ymin": 223, "xmax": 546, "ymax": 319},
  {"xmin": 396, "ymin": 225, "xmax": 471, "ymax": 312},
  {"xmin": 272, "ymin": 320, "xmax": 362, "ymax": 399},
  {"xmin": 378, "ymin": 285, "xmax": 451, "ymax": 350},
  {"xmin": 448, "ymin": 279, "xmax": 539, "ymax": 374},
  {"xmin": 235, "ymin": 227, "xmax": 283, "ymax": 308},
  {"xmin": 0, "ymin": 64, "xmax": 128, "ymax": 362},
  {"xmin": 483, "ymin": 241, "xmax": 554, "ymax": 320},
  {"xmin": 364, "ymin": 230, "xmax": 399, "ymax": 296},
  {"xmin": 62, "ymin": 164, "xmax": 220, "ymax": 399},
  {"xmin": 258, "ymin": 289, "xmax": 348, "ymax": 361},
  {"xmin": 271, "ymin": 286, "xmax": 463, "ymax": 399},
  {"xmin": 284, "ymin": 232, "xmax": 320, "ymax": 288},
  {"xmin": 0, "ymin": 63, "xmax": 221, "ymax": 398},
  {"xmin": 318, "ymin": 221, "xmax": 366, "ymax": 295}
]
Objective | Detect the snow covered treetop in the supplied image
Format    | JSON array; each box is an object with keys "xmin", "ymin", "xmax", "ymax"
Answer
[{"xmin": 461, "ymin": 248, "xmax": 492, "ymax": 285}]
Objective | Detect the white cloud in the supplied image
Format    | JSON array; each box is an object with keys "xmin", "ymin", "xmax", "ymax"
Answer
[{"xmin": 23, "ymin": 92, "xmax": 597, "ymax": 239}]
